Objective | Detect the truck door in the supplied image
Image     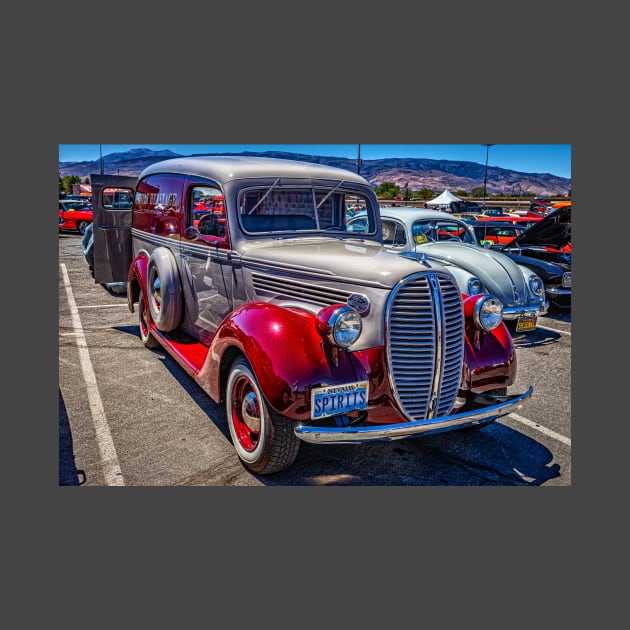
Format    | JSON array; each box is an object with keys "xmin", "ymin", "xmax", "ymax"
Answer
[
  {"xmin": 90, "ymin": 174, "xmax": 137, "ymax": 285},
  {"xmin": 179, "ymin": 180, "xmax": 235, "ymax": 342}
]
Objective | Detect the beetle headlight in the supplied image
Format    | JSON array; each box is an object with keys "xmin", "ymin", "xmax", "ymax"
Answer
[
  {"xmin": 529, "ymin": 274, "xmax": 545, "ymax": 296},
  {"xmin": 474, "ymin": 296, "xmax": 503, "ymax": 331},
  {"xmin": 327, "ymin": 306, "xmax": 362, "ymax": 348},
  {"xmin": 467, "ymin": 277, "xmax": 483, "ymax": 296}
]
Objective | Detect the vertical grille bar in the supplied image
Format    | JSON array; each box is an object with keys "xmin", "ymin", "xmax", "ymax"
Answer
[{"xmin": 385, "ymin": 272, "xmax": 464, "ymax": 422}]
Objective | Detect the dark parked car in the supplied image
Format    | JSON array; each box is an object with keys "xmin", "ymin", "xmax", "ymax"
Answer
[
  {"xmin": 493, "ymin": 205, "xmax": 571, "ymax": 309},
  {"xmin": 448, "ymin": 200, "xmax": 481, "ymax": 214}
]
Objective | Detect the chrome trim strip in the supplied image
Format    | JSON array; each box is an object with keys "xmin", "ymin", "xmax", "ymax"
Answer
[
  {"xmin": 180, "ymin": 242, "xmax": 234, "ymax": 261},
  {"xmin": 546, "ymin": 287, "xmax": 571, "ymax": 296},
  {"xmin": 131, "ymin": 228, "xmax": 180, "ymax": 249},
  {"xmin": 294, "ymin": 387, "xmax": 534, "ymax": 444}
]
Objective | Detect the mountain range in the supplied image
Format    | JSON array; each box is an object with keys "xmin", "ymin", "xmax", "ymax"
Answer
[{"xmin": 58, "ymin": 148, "xmax": 571, "ymax": 196}]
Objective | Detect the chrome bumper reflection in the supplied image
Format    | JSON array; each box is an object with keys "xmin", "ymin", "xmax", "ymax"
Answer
[
  {"xmin": 294, "ymin": 387, "xmax": 533, "ymax": 444},
  {"xmin": 546, "ymin": 287, "xmax": 571, "ymax": 296},
  {"xmin": 501, "ymin": 300, "xmax": 548, "ymax": 319}
]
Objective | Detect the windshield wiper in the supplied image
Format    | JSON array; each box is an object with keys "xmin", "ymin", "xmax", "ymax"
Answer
[
  {"xmin": 316, "ymin": 180, "xmax": 345, "ymax": 209},
  {"xmin": 248, "ymin": 178, "xmax": 281, "ymax": 215}
]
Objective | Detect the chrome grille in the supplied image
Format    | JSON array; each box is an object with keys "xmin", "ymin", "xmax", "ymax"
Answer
[
  {"xmin": 386, "ymin": 272, "xmax": 464, "ymax": 421},
  {"xmin": 252, "ymin": 272, "xmax": 351, "ymax": 307}
]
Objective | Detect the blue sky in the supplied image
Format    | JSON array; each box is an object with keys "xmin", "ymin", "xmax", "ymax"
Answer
[{"xmin": 58, "ymin": 144, "xmax": 572, "ymax": 179}]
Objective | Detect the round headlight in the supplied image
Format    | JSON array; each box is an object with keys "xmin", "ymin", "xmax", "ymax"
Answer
[
  {"xmin": 529, "ymin": 274, "xmax": 545, "ymax": 296},
  {"xmin": 474, "ymin": 296, "xmax": 503, "ymax": 331},
  {"xmin": 467, "ymin": 277, "xmax": 483, "ymax": 295},
  {"xmin": 327, "ymin": 306, "xmax": 362, "ymax": 348}
]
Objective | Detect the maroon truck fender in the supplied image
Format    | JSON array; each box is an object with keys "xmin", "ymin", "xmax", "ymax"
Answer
[
  {"xmin": 200, "ymin": 302, "xmax": 368, "ymax": 421},
  {"xmin": 127, "ymin": 253, "xmax": 150, "ymax": 313},
  {"xmin": 462, "ymin": 294, "xmax": 516, "ymax": 391}
]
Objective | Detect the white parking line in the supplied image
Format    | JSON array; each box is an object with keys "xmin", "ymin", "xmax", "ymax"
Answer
[
  {"xmin": 537, "ymin": 324, "xmax": 571, "ymax": 336},
  {"xmin": 508, "ymin": 412, "xmax": 571, "ymax": 446},
  {"xmin": 78, "ymin": 304, "xmax": 129, "ymax": 309},
  {"xmin": 60, "ymin": 264, "xmax": 126, "ymax": 486}
]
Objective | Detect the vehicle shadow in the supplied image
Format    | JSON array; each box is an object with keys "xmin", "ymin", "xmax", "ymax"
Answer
[
  {"xmin": 114, "ymin": 325, "xmax": 563, "ymax": 487},
  {"xmin": 58, "ymin": 389, "xmax": 86, "ymax": 486},
  {"xmin": 544, "ymin": 305, "xmax": 571, "ymax": 324},
  {"xmin": 261, "ymin": 421, "xmax": 562, "ymax": 486},
  {"xmin": 511, "ymin": 327, "xmax": 563, "ymax": 348}
]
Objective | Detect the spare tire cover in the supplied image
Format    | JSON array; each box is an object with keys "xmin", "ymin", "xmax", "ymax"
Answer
[{"xmin": 146, "ymin": 247, "xmax": 182, "ymax": 332}]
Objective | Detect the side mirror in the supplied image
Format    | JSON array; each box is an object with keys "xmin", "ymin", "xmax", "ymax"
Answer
[{"xmin": 184, "ymin": 226, "xmax": 200, "ymax": 240}]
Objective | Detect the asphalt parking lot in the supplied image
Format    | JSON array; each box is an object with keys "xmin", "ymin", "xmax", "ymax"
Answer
[{"xmin": 58, "ymin": 233, "xmax": 571, "ymax": 486}]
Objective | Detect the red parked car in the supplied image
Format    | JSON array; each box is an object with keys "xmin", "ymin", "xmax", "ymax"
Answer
[
  {"xmin": 525, "ymin": 199, "xmax": 571, "ymax": 218},
  {"xmin": 59, "ymin": 199, "xmax": 93, "ymax": 235},
  {"xmin": 474, "ymin": 215, "xmax": 542, "ymax": 229}
]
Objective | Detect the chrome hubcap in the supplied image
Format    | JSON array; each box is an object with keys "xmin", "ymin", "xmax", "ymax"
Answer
[{"xmin": 241, "ymin": 391, "xmax": 261, "ymax": 433}]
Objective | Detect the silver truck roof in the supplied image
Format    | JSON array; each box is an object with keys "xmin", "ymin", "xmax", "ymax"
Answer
[{"xmin": 139, "ymin": 155, "xmax": 370, "ymax": 185}]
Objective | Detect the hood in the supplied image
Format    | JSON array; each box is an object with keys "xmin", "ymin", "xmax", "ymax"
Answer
[
  {"xmin": 416, "ymin": 241, "xmax": 534, "ymax": 306},
  {"xmin": 501, "ymin": 250, "xmax": 570, "ymax": 280},
  {"xmin": 241, "ymin": 237, "xmax": 451, "ymax": 289},
  {"xmin": 503, "ymin": 205, "xmax": 571, "ymax": 249}
]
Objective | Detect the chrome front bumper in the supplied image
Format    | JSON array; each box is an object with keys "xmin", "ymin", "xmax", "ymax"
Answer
[
  {"xmin": 546, "ymin": 287, "xmax": 571, "ymax": 296},
  {"xmin": 294, "ymin": 387, "xmax": 533, "ymax": 444},
  {"xmin": 501, "ymin": 300, "xmax": 549, "ymax": 320}
]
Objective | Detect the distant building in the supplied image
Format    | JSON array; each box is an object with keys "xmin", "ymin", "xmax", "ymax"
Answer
[{"xmin": 72, "ymin": 183, "xmax": 92, "ymax": 197}]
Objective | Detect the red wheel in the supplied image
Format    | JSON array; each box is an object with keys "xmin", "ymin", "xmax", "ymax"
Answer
[
  {"xmin": 225, "ymin": 357, "xmax": 300, "ymax": 474},
  {"xmin": 138, "ymin": 286, "xmax": 160, "ymax": 349}
]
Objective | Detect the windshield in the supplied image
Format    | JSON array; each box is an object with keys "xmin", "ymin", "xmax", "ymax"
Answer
[
  {"xmin": 237, "ymin": 183, "xmax": 376, "ymax": 236},
  {"xmin": 412, "ymin": 219, "xmax": 476, "ymax": 244},
  {"xmin": 63, "ymin": 201, "xmax": 92, "ymax": 211}
]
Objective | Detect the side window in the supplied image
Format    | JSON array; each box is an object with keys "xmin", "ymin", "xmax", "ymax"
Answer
[
  {"xmin": 134, "ymin": 174, "xmax": 185, "ymax": 236},
  {"xmin": 382, "ymin": 220, "xmax": 407, "ymax": 246},
  {"xmin": 412, "ymin": 221, "xmax": 434, "ymax": 243},
  {"xmin": 347, "ymin": 216, "xmax": 368, "ymax": 233},
  {"xmin": 190, "ymin": 185, "xmax": 226, "ymax": 241},
  {"xmin": 102, "ymin": 187, "xmax": 133, "ymax": 210}
]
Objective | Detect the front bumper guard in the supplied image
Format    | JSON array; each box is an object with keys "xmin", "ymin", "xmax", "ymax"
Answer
[{"xmin": 294, "ymin": 387, "xmax": 533, "ymax": 444}]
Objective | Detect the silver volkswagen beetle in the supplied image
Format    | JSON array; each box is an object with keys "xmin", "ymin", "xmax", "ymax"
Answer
[{"xmin": 348, "ymin": 206, "xmax": 548, "ymax": 332}]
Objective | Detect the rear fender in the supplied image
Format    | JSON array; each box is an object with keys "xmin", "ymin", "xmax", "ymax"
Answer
[
  {"xmin": 202, "ymin": 302, "xmax": 367, "ymax": 418},
  {"xmin": 127, "ymin": 252, "xmax": 150, "ymax": 313}
]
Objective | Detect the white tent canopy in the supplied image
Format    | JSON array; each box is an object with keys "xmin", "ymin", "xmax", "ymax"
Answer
[{"xmin": 427, "ymin": 189, "xmax": 462, "ymax": 207}]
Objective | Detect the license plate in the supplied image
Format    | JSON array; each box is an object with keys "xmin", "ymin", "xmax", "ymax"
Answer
[
  {"xmin": 516, "ymin": 316, "xmax": 537, "ymax": 331},
  {"xmin": 311, "ymin": 381, "xmax": 369, "ymax": 419},
  {"xmin": 562, "ymin": 273, "xmax": 571, "ymax": 288}
]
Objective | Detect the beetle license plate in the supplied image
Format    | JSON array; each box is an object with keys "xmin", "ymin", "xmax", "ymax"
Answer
[
  {"xmin": 311, "ymin": 381, "xmax": 369, "ymax": 419},
  {"xmin": 516, "ymin": 316, "xmax": 537, "ymax": 331}
]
